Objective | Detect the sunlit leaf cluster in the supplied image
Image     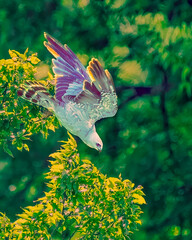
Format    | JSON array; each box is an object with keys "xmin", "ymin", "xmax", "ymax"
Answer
[
  {"xmin": 0, "ymin": 50, "xmax": 59, "ymax": 156},
  {"xmin": 0, "ymin": 134, "xmax": 145, "ymax": 239}
]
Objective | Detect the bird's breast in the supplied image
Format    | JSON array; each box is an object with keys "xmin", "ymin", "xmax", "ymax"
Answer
[{"xmin": 53, "ymin": 102, "xmax": 91, "ymax": 136}]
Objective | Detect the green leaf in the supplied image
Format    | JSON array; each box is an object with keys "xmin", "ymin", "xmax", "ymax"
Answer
[
  {"xmin": 181, "ymin": 67, "xmax": 190, "ymax": 82},
  {"xmin": 3, "ymin": 143, "xmax": 14, "ymax": 157},
  {"xmin": 71, "ymin": 231, "xmax": 84, "ymax": 240},
  {"xmin": 23, "ymin": 144, "xmax": 29, "ymax": 151}
]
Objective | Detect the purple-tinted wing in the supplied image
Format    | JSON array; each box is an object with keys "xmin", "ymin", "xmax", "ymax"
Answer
[
  {"xmin": 44, "ymin": 33, "xmax": 91, "ymax": 102},
  {"xmin": 75, "ymin": 58, "xmax": 118, "ymax": 123}
]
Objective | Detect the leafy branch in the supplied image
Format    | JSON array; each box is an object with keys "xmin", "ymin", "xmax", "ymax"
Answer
[
  {"xmin": 0, "ymin": 49, "xmax": 59, "ymax": 156},
  {"xmin": 0, "ymin": 134, "xmax": 145, "ymax": 239}
]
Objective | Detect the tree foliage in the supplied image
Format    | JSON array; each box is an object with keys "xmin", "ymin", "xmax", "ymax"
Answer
[
  {"xmin": 0, "ymin": 134, "xmax": 145, "ymax": 239},
  {"xmin": 0, "ymin": 49, "xmax": 59, "ymax": 156}
]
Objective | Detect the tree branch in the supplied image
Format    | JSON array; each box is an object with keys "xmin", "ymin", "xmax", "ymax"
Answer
[
  {"xmin": 117, "ymin": 84, "xmax": 167, "ymax": 109},
  {"xmin": 160, "ymin": 71, "xmax": 174, "ymax": 159}
]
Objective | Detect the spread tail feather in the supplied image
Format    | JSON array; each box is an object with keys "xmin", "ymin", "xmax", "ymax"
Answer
[{"xmin": 17, "ymin": 81, "xmax": 55, "ymax": 109}]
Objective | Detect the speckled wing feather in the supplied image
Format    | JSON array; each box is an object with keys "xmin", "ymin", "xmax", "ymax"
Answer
[
  {"xmin": 17, "ymin": 80, "xmax": 55, "ymax": 109},
  {"xmin": 75, "ymin": 58, "xmax": 118, "ymax": 123},
  {"xmin": 44, "ymin": 33, "xmax": 91, "ymax": 102}
]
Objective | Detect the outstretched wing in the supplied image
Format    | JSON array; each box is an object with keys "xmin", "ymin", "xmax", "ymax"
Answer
[
  {"xmin": 44, "ymin": 33, "xmax": 117, "ymax": 123},
  {"xmin": 75, "ymin": 58, "xmax": 118, "ymax": 123},
  {"xmin": 44, "ymin": 33, "xmax": 91, "ymax": 102}
]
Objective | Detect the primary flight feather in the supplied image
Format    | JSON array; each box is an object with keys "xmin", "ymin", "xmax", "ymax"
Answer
[{"xmin": 17, "ymin": 33, "xmax": 118, "ymax": 151}]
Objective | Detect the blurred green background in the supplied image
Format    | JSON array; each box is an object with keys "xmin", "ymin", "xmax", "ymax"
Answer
[{"xmin": 1, "ymin": 0, "xmax": 192, "ymax": 239}]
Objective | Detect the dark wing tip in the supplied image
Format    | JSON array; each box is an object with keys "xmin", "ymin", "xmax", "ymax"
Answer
[
  {"xmin": 87, "ymin": 58, "xmax": 117, "ymax": 93},
  {"xmin": 17, "ymin": 89, "xmax": 24, "ymax": 97}
]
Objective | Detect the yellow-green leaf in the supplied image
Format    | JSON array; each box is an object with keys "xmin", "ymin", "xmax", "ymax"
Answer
[{"xmin": 132, "ymin": 193, "xmax": 146, "ymax": 205}]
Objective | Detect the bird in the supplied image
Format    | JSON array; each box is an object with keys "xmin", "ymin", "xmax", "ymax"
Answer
[{"xmin": 17, "ymin": 33, "xmax": 118, "ymax": 151}]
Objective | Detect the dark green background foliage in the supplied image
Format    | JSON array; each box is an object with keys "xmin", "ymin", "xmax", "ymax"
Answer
[{"xmin": 0, "ymin": 0, "xmax": 192, "ymax": 239}]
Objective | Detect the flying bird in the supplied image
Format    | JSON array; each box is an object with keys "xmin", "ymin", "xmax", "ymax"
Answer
[{"xmin": 17, "ymin": 33, "xmax": 118, "ymax": 151}]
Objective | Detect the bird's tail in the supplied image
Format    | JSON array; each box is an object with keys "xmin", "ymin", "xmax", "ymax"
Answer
[{"xmin": 17, "ymin": 81, "xmax": 55, "ymax": 109}]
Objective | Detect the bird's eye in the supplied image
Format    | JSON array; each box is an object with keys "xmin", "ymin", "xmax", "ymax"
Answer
[{"xmin": 96, "ymin": 143, "xmax": 101, "ymax": 148}]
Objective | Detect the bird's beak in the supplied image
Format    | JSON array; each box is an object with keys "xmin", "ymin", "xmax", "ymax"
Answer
[{"xmin": 97, "ymin": 147, "xmax": 102, "ymax": 152}]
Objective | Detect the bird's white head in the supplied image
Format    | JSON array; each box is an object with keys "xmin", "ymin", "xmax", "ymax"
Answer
[{"xmin": 82, "ymin": 126, "xmax": 103, "ymax": 152}]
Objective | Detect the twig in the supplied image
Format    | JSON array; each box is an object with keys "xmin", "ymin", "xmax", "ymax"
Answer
[
  {"xmin": 160, "ymin": 70, "xmax": 174, "ymax": 159},
  {"xmin": 118, "ymin": 84, "xmax": 168, "ymax": 109}
]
